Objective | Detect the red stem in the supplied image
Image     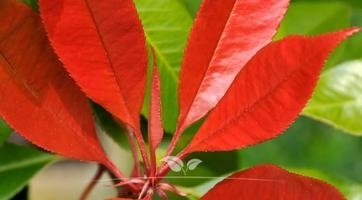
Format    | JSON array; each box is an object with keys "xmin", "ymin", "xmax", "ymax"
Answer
[
  {"xmin": 80, "ymin": 164, "xmax": 105, "ymax": 200},
  {"xmin": 125, "ymin": 126, "xmax": 141, "ymax": 178},
  {"xmin": 165, "ymin": 126, "xmax": 184, "ymax": 158},
  {"xmin": 128, "ymin": 126, "xmax": 151, "ymax": 175},
  {"xmin": 102, "ymin": 158, "xmax": 138, "ymax": 192}
]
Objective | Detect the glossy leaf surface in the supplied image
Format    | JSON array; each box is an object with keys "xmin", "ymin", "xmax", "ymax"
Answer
[
  {"xmin": 201, "ymin": 165, "xmax": 344, "ymax": 200},
  {"xmin": 0, "ymin": 0, "xmax": 112, "ymax": 165},
  {"xmin": 0, "ymin": 143, "xmax": 53, "ymax": 200},
  {"xmin": 183, "ymin": 29, "xmax": 358, "ymax": 154},
  {"xmin": 303, "ymin": 60, "xmax": 362, "ymax": 136},
  {"xmin": 135, "ymin": 0, "xmax": 193, "ymax": 132},
  {"xmin": 177, "ymin": 0, "xmax": 290, "ymax": 132},
  {"xmin": 39, "ymin": 0, "xmax": 147, "ymax": 130}
]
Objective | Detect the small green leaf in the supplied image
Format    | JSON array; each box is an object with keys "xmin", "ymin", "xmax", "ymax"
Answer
[
  {"xmin": 0, "ymin": 119, "xmax": 12, "ymax": 146},
  {"xmin": 303, "ymin": 60, "xmax": 362, "ymax": 136},
  {"xmin": 135, "ymin": 0, "xmax": 193, "ymax": 132},
  {"xmin": 0, "ymin": 143, "xmax": 53, "ymax": 200}
]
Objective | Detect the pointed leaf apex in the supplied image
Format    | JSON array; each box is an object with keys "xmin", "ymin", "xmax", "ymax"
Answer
[{"xmin": 184, "ymin": 28, "xmax": 360, "ymax": 154}]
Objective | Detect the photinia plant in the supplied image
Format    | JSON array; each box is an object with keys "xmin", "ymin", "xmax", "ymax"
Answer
[{"xmin": 0, "ymin": 0, "xmax": 360, "ymax": 199}]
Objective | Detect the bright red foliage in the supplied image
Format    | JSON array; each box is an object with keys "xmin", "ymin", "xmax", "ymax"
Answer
[
  {"xmin": 39, "ymin": 0, "xmax": 147, "ymax": 131},
  {"xmin": 0, "ymin": 0, "xmax": 359, "ymax": 199},
  {"xmin": 177, "ymin": 0, "xmax": 289, "ymax": 133},
  {"xmin": 148, "ymin": 54, "xmax": 164, "ymax": 176},
  {"xmin": 182, "ymin": 29, "xmax": 359, "ymax": 154},
  {"xmin": 0, "ymin": 0, "xmax": 122, "ymax": 177},
  {"xmin": 201, "ymin": 165, "xmax": 345, "ymax": 200}
]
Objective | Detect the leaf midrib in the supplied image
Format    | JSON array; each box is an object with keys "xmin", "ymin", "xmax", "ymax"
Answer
[
  {"xmin": 0, "ymin": 155, "xmax": 52, "ymax": 173},
  {"xmin": 191, "ymin": 54, "xmax": 319, "ymax": 148},
  {"xmin": 84, "ymin": 0, "xmax": 132, "ymax": 120},
  {"xmin": 181, "ymin": 0, "xmax": 239, "ymax": 127}
]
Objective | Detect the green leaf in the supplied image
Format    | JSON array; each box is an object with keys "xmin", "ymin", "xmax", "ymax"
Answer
[
  {"xmin": 303, "ymin": 60, "xmax": 362, "ymax": 136},
  {"xmin": 345, "ymin": 185, "xmax": 362, "ymax": 200},
  {"xmin": 0, "ymin": 143, "xmax": 53, "ymax": 200},
  {"xmin": 177, "ymin": 0, "xmax": 201, "ymax": 17},
  {"xmin": 135, "ymin": 0, "xmax": 193, "ymax": 132},
  {"xmin": 0, "ymin": 119, "xmax": 12, "ymax": 146}
]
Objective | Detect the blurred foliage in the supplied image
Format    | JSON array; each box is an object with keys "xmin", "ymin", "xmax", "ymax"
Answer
[
  {"xmin": 135, "ymin": 0, "xmax": 193, "ymax": 132},
  {"xmin": 239, "ymin": 116, "xmax": 362, "ymax": 197},
  {"xmin": 0, "ymin": 143, "xmax": 53, "ymax": 200}
]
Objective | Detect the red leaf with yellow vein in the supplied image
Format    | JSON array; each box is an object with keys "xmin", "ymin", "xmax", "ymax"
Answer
[{"xmin": 39, "ymin": 0, "xmax": 147, "ymax": 131}]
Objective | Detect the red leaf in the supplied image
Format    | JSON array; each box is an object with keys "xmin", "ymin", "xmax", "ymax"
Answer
[
  {"xmin": 177, "ymin": 0, "xmax": 289, "ymax": 132},
  {"xmin": 0, "ymin": 0, "xmax": 116, "ymax": 170},
  {"xmin": 201, "ymin": 164, "xmax": 344, "ymax": 200},
  {"xmin": 148, "ymin": 54, "xmax": 164, "ymax": 172},
  {"xmin": 39, "ymin": 0, "xmax": 147, "ymax": 131},
  {"xmin": 183, "ymin": 28, "xmax": 359, "ymax": 154}
]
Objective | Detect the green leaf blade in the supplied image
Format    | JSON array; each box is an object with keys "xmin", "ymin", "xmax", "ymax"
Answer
[
  {"xmin": 135, "ymin": 0, "xmax": 193, "ymax": 132},
  {"xmin": 0, "ymin": 143, "xmax": 53, "ymax": 200},
  {"xmin": 303, "ymin": 60, "xmax": 362, "ymax": 136}
]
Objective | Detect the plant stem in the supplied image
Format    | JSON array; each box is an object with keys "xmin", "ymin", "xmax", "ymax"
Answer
[
  {"xmin": 125, "ymin": 127, "xmax": 141, "ymax": 178},
  {"xmin": 102, "ymin": 158, "xmax": 138, "ymax": 192},
  {"xmin": 165, "ymin": 127, "xmax": 184, "ymax": 158},
  {"xmin": 127, "ymin": 126, "xmax": 151, "ymax": 175},
  {"xmin": 80, "ymin": 164, "xmax": 105, "ymax": 200}
]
